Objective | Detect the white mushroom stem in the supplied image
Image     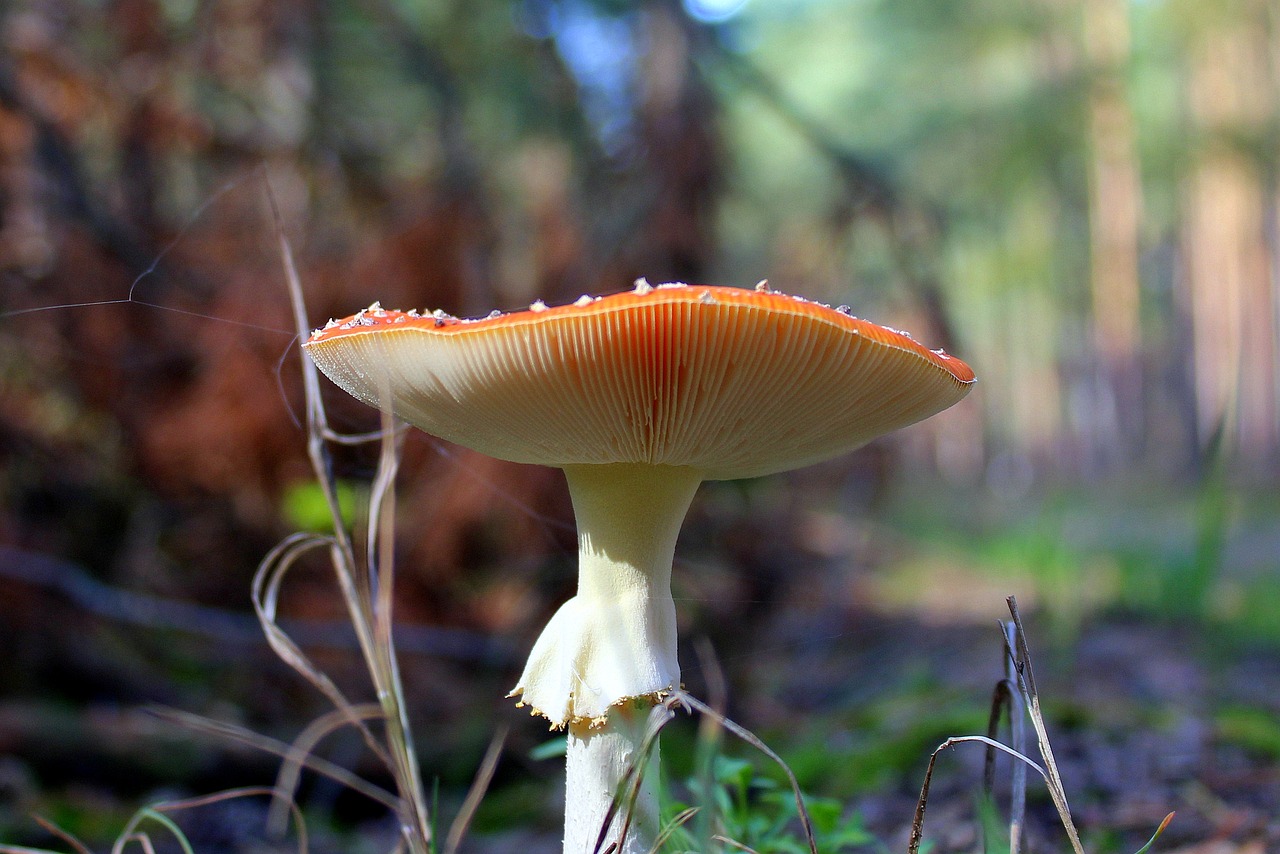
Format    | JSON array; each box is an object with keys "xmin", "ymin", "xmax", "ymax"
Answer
[
  {"xmin": 510, "ymin": 463, "xmax": 702, "ymax": 853},
  {"xmin": 513, "ymin": 463, "xmax": 702, "ymax": 725},
  {"xmin": 565, "ymin": 702, "xmax": 660, "ymax": 854}
]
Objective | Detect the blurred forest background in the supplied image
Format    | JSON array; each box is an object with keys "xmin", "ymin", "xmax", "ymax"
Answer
[{"xmin": 0, "ymin": 0, "xmax": 1277, "ymax": 851}]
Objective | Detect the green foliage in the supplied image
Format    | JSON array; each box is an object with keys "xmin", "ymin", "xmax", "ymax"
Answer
[
  {"xmin": 1214, "ymin": 706, "xmax": 1280, "ymax": 761},
  {"xmin": 281, "ymin": 479, "xmax": 363, "ymax": 533},
  {"xmin": 1120, "ymin": 415, "xmax": 1236, "ymax": 622},
  {"xmin": 773, "ymin": 694, "xmax": 987, "ymax": 797},
  {"xmin": 1225, "ymin": 581, "xmax": 1280, "ymax": 646},
  {"xmin": 0, "ymin": 791, "xmax": 274, "ymax": 854},
  {"xmin": 878, "ymin": 474, "xmax": 1280, "ymax": 649},
  {"xmin": 529, "ymin": 735, "xmax": 569, "ymax": 761},
  {"xmin": 662, "ymin": 755, "xmax": 875, "ymax": 853}
]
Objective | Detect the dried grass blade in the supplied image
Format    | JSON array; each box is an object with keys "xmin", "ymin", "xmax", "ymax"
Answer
[
  {"xmin": 267, "ymin": 175, "xmax": 430, "ymax": 854},
  {"xmin": 593, "ymin": 703, "xmax": 678, "ymax": 854},
  {"xmin": 614, "ymin": 704, "xmax": 678, "ymax": 852},
  {"xmin": 671, "ymin": 690, "xmax": 819, "ymax": 854},
  {"xmin": 982, "ymin": 679, "xmax": 1012, "ymax": 796},
  {"xmin": 119, "ymin": 834, "xmax": 158, "ymax": 854},
  {"xmin": 692, "ymin": 639, "xmax": 727, "ymax": 850},
  {"xmin": 323, "ymin": 427, "xmax": 396, "ymax": 445},
  {"xmin": 29, "ymin": 816, "xmax": 91, "ymax": 854},
  {"xmin": 1005, "ymin": 597, "xmax": 1085, "ymax": 854},
  {"xmin": 365, "ymin": 396, "xmax": 433, "ymax": 848},
  {"xmin": 910, "ymin": 735, "xmax": 1050, "ymax": 854},
  {"xmin": 268, "ymin": 704, "xmax": 386, "ymax": 836},
  {"xmin": 268, "ymin": 181, "xmax": 340, "ymax": 526},
  {"xmin": 1132, "ymin": 812, "xmax": 1175, "ymax": 854},
  {"xmin": 253, "ymin": 533, "xmax": 389, "ymax": 765},
  {"xmin": 112, "ymin": 809, "xmax": 193, "ymax": 854},
  {"xmin": 981, "ymin": 620, "xmax": 1029, "ymax": 854},
  {"xmin": 369, "ymin": 401, "xmax": 403, "ymax": 641},
  {"xmin": 444, "ymin": 725, "xmax": 510, "ymax": 854},
  {"xmin": 1003, "ymin": 621, "xmax": 1028, "ymax": 854},
  {"xmin": 267, "ymin": 177, "xmax": 378, "ymax": 650},
  {"xmin": 154, "ymin": 787, "xmax": 309, "ymax": 853},
  {"xmin": 647, "ymin": 807, "xmax": 699, "ymax": 854},
  {"xmin": 908, "ymin": 736, "xmax": 941, "ymax": 854},
  {"xmin": 147, "ymin": 707, "xmax": 400, "ymax": 812}
]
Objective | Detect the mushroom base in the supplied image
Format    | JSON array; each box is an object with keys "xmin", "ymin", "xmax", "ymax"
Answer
[
  {"xmin": 564, "ymin": 701, "xmax": 660, "ymax": 853},
  {"xmin": 510, "ymin": 463, "xmax": 702, "ymax": 728}
]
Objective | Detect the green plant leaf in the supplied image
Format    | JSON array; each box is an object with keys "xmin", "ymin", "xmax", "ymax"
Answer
[
  {"xmin": 1131, "ymin": 812, "xmax": 1175, "ymax": 854},
  {"xmin": 530, "ymin": 736, "xmax": 567, "ymax": 761}
]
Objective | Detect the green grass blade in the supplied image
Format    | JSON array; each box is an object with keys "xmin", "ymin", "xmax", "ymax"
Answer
[{"xmin": 1130, "ymin": 812, "xmax": 1175, "ymax": 854}]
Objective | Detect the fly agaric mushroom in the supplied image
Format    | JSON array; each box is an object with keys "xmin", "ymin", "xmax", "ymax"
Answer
[{"xmin": 304, "ymin": 281, "xmax": 974, "ymax": 853}]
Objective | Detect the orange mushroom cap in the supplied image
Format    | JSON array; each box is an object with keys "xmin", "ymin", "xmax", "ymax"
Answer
[{"xmin": 304, "ymin": 282, "xmax": 975, "ymax": 480}]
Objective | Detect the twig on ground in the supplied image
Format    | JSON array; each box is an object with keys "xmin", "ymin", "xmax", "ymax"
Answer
[{"xmin": 0, "ymin": 543, "xmax": 511, "ymax": 660}]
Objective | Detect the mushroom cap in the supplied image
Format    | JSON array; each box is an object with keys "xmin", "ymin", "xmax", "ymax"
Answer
[{"xmin": 304, "ymin": 283, "xmax": 975, "ymax": 480}]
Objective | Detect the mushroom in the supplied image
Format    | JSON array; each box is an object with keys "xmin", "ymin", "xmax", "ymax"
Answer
[{"xmin": 303, "ymin": 281, "xmax": 975, "ymax": 853}]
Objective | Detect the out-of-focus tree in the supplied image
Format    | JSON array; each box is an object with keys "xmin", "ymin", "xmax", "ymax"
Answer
[
  {"xmin": 704, "ymin": 0, "xmax": 1278, "ymax": 477},
  {"xmin": 1180, "ymin": 0, "xmax": 1278, "ymax": 465},
  {"xmin": 4, "ymin": 0, "xmax": 1277, "ymax": 487}
]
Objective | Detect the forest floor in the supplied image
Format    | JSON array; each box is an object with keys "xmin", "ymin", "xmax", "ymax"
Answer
[
  {"xmin": 465, "ymin": 476, "xmax": 1280, "ymax": 853},
  {"xmin": 2, "ymin": 479, "xmax": 1278, "ymax": 853},
  {"xmin": 467, "ymin": 612, "xmax": 1280, "ymax": 854}
]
